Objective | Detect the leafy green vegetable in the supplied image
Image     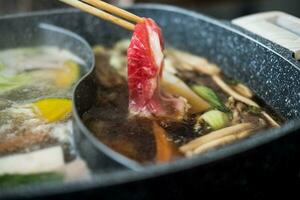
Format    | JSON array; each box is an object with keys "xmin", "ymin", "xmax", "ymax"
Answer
[
  {"xmin": 201, "ymin": 110, "xmax": 231, "ymax": 130},
  {"xmin": 246, "ymin": 105, "xmax": 261, "ymax": 115},
  {"xmin": 191, "ymin": 85, "xmax": 229, "ymax": 112},
  {"xmin": 0, "ymin": 73, "xmax": 32, "ymax": 94},
  {"xmin": 0, "ymin": 172, "xmax": 63, "ymax": 187}
]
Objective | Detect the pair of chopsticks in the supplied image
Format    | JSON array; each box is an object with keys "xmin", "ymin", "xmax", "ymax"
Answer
[{"xmin": 59, "ymin": 0, "xmax": 144, "ymax": 31}]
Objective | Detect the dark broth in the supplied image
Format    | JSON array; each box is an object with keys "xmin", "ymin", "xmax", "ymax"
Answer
[{"xmin": 82, "ymin": 42, "xmax": 283, "ymax": 164}]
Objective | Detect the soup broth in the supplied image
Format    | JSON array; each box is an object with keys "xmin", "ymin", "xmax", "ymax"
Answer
[
  {"xmin": 83, "ymin": 40, "xmax": 282, "ymax": 164},
  {"xmin": 0, "ymin": 46, "xmax": 85, "ymax": 160}
]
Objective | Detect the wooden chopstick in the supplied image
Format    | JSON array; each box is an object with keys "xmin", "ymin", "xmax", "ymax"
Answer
[
  {"xmin": 82, "ymin": 0, "xmax": 143, "ymax": 23},
  {"xmin": 59, "ymin": 0, "xmax": 140, "ymax": 31}
]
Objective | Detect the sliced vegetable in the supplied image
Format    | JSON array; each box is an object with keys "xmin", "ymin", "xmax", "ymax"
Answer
[
  {"xmin": 192, "ymin": 127, "xmax": 261, "ymax": 155},
  {"xmin": 192, "ymin": 134, "xmax": 236, "ymax": 155},
  {"xmin": 212, "ymin": 75, "xmax": 259, "ymax": 107},
  {"xmin": 0, "ymin": 172, "xmax": 63, "ymax": 187},
  {"xmin": 180, "ymin": 123, "xmax": 254, "ymax": 153},
  {"xmin": 54, "ymin": 60, "xmax": 80, "ymax": 88},
  {"xmin": 30, "ymin": 60, "xmax": 80, "ymax": 89},
  {"xmin": 233, "ymin": 83, "xmax": 253, "ymax": 98},
  {"xmin": 0, "ymin": 73, "xmax": 32, "ymax": 94},
  {"xmin": 162, "ymin": 72, "xmax": 210, "ymax": 113},
  {"xmin": 153, "ymin": 122, "xmax": 179, "ymax": 162},
  {"xmin": 167, "ymin": 49, "xmax": 221, "ymax": 75},
  {"xmin": 191, "ymin": 85, "xmax": 228, "ymax": 112},
  {"xmin": 201, "ymin": 110, "xmax": 230, "ymax": 130},
  {"xmin": 33, "ymin": 98, "xmax": 72, "ymax": 123},
  {"xmin": 261, "ymin": 111, "xmax": 280, "ymax": 127}
]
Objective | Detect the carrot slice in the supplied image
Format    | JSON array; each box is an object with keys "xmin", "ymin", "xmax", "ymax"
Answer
[{"xmin": 153, "ymin": 122, "xmax": 179, "ymax": 163}]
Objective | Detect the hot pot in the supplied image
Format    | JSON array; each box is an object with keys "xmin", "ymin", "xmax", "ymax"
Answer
[{"xmin": 1, "ymin": 4, "xmax": 300, "ymax": 199}]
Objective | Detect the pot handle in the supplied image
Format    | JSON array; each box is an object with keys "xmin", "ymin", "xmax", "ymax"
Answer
[{"xmin": 232, "ymin": 11, "xmax": 300, "ymax": 60}]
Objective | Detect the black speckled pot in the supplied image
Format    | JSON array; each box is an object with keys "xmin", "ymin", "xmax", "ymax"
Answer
[{"xmin": 1, "ymin": 4, "xmax": 300, "ymax": 200}]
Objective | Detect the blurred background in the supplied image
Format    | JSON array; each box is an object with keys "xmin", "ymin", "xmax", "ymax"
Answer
[{"xmin": 0, "ymin": 0, "xmax": 299, "ymax": 19}]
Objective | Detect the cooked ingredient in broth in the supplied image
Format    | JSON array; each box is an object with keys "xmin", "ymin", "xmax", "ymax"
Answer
[
  {"xmin": 82, "ymin": 19, "xmax": 281, "ymax": 163},
  {"xmin": 127, "ymin": 18, "xmax": 188, "ymax": 120},
  {"xmin": 0, "ymin": 173, "xmax": 63, "ymax": 188},
  {"xmin": 0, "ymin": 46, "xmax": 90, "ymax": 186},
  {"xmin": 83, "ymin": 35, "xmax": 282, "ymax": 163}
]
